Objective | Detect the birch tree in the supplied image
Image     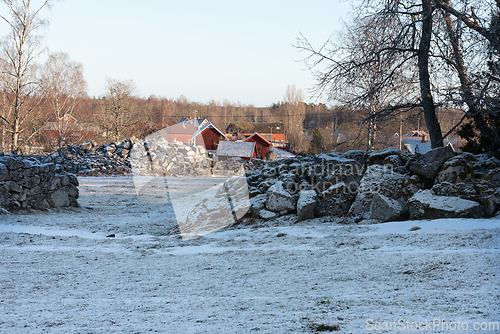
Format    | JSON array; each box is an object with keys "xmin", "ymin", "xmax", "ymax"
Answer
[
  {"xmin": 0, "ymin": 0, "xmax": 51, "ymax": 152},
  {"xmin": 98, "ymin": 78, "xmax": 140, "ymax": 142},
  {"xmin": 40, "ymin": 52, "xmax": 87, "ymax": 148}
]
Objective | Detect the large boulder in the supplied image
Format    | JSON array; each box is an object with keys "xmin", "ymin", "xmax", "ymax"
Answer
[
  {"xmin": 368, "ymin": 147, "xmax": 410, "ymax": 166},
  {"xmin": 408, "ymin": 146, "xmax": 455, "ymax": 183},
  {"xmin": 311, "ymin": 154, "xmax": 364, "ymax": 196},
  {"xmin": 341, "ymin": 150, "xmax": 368, "ymax": 166},
  {"xmin": 0, "ymin": 163, "xmax": 8, "ymax": 181},
  {"xmin": 370, "ymin": 193, "xmax": 405, "ymax": 222},
  {"xmin": 297, "ymin": 190, "xmax": 317, "ymax": 221},
  {"xmin": 432, "ymin": 181, "xmax": 500, "ymax": 217},
  {"xmin": 408, "ymin": 189, "xmax": 484, "ymax": 220},
  {"xmin": 349, "ymin": 165, "xmax": 422, "ymax": 219},
  {"xmin": 435, "ymin": 153, "xmax": 475, "ymax": 184},
  {"xmin": 483, "ymin": 167, "xmax": 500, "ymax": 186},
  {"xmin": 0, "ymin": 185, "xmax": 11, "ymax": 209},
  {"xmin": 249, "ymin": 193, "xmax": 267, "ymax": 217},
  {"xmin": 315, "ymin": 182, "xmax": 356, "ymax": 217},
  {"xmin": 266, "ymin": 181, "xmax": 296, "ymax": 213}
]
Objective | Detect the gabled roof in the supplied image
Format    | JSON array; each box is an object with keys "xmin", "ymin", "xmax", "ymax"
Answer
[
  {"xmin": 244, "ymin": 132, "xmax": 272, "ymax": 147},
  {"xmin": 403, "ymin": 129, "xmax": 428, "ymax": 138},
  {"xmin": 160, "ymin": 123, "xmax": 198, "ymax": 135},
  {"xmin": 193, "ymin": 122, "xmax": 228, "ymax": 140},
  {"xmin": 216, "ymin": 141, "xmax": 255, "ymax": 158},
  {"xmin": 178, "ymin": 118, "xmax": 209, "ymax": 129},
  {"xmin": 59, "ymin": 114, "xmax": 77, "ymax": 122}
]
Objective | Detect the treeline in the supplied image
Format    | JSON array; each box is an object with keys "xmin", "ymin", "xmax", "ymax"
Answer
[
  {"xmin": 45, "ymin": 93, "xmax": 463, "ymax": 151},
  {"xmin": 0, "ymin": 86, "xmax": 465, "ymax": 153}
]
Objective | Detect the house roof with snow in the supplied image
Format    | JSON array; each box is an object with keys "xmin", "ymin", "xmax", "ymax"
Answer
[
  {"xmin": 192, "ymin": 122, "xmax": 228, "ymax": 140},
  {"xmin": 403, "ymin": 129, "xmax": 429, "ymax": 138},
  {"xmin": 178, "ymin": 118, "xmax": 209, "ymax": 129},
  {"xmin": 403, "ymin": 139, "xmax": 432, "ymax": 154},
  {"xmin": 244, "ymin": 132, "xmax": 272, "ymax": 147},
  {"xmin": 216, "ymin": 141, "xmax": 256, "ymax": 158}
]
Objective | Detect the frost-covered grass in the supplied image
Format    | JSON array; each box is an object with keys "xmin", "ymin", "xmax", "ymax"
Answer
[{"xmin": 0, "ymin": 177, "xmax": 499, "ymax": 333}]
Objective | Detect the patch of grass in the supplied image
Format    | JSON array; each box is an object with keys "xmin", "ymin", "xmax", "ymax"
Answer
[{"xmin": 409, "ymin": 226, "xmax": 421, "ymax": 231}]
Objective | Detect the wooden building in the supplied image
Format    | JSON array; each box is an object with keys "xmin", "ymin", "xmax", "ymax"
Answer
[
  {"xmin": 227, "ymin": 122, "xmax": 286, "ymax": 144},
  {"xmin": 216, "ymin": 141, "xmax": 257, "ymax": 161},
  {"xmin": 244, "ymin": 132, "xmax": 272, "ymax": 160},
  {"xmin": 151, "ymin": 119, "xmax": 227, "ymax": 150},
  {"xmin": 40, "ymin": 114, "xmax": 100, "ymax": 142}
]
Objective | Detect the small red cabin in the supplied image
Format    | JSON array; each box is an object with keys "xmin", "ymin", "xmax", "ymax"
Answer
[{"xmin": 244, "ymin": 132, "xmax": 272, "ymax": 160}]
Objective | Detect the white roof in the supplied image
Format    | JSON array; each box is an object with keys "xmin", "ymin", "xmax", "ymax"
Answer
[{"xmin": 216, "ymin": 141, "xmax": 255, "ymax": 158}]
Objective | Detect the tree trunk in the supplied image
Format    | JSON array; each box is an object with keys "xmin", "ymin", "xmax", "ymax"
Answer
[
  {"xmin": 441, "ymin": 3, "xmax": 495, "ymax": 148},
  {"xmin": 418, "ymin": 0, "xmax": 444, "ymax": 148}
]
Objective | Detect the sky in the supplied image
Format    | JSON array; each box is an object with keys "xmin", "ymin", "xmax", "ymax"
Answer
[{"xmin": 0, "ymin": 0, "xmax": 354, "ymax": 107}]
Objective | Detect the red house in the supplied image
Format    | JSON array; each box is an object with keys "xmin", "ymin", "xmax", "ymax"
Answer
[
  {"xmin": 150, "ymin": 119, "xmax": 227, "ymax": 150},
  {"xmin": 235, "ymin": 122, "xmax": 286, "ymax": 144},
  {"xmin": 40, "ymin": 114, "xmax": 100, "ymax": 142},
  {"xmin": 244, "ymin": 132, "xmax": 272, "ymax": 160}
]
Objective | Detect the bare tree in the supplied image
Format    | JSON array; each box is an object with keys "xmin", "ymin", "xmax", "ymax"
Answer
[
  {"xmin": 40, "ymin": 52, "xmax": 87, "ymax": 148},
  {"xmin": 296, "ymin": 1, "xmax": 447, "ymax": 148},
  {"xmin": 0, "ymin": 0, "xmax": 51, "ymax": 153},
  {"xmin": 297, "ymin": 0, "xmax": 499, "ymax": 151},
  {"xmin": 98, "ymin": 78, "xmax": 140, "ymax": 142},
  {"xmin": 283, "ymin": 84, "xmax": 306, "ymax": 150}
]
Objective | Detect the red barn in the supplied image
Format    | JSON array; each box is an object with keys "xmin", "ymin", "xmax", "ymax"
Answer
[
  {"xmin": 40, "ymin": 114, "xmax": 100, "ymax": 142},
  {"xmin": 192, "ymin": 122, "xmax": 227, "ymax": 150},
  {"xmin": 244, "ymin": 132, "xmax": 272, "ymax": 160},
  {"xmin": 150, "ymin": 119, "xmax": 227, "ymax": 150},
  {"xmin": 236, "ymin": 122, "xmax": 286, "ymax": 144}
]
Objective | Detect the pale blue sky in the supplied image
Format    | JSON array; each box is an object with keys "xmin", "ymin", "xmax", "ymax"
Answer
[{"xmin": 1, "ymin": 0, "xmax": 353, "ymax": 106}]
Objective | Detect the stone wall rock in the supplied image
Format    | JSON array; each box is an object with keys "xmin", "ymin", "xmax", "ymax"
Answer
[
  {"xmin": 408, "ymin": 189, "xmax": 484, "ymax": 220},
  {"xmin": 348, "ymin": 165, "xmax": 422, "ymax": 220},
  {"xmin": 0, "ymin": 154, "xmax": 79, "ymax": 211},
  {"xmin": 408, "ymin": 146, "xmax": 455, "ymax": 184},
  {"xmin": 266, "ymin": 181, "xmax": 297, "ymax": 213},
  {"xmin": 297, "ymin": 190, "xmax": 317, "ymax": 221},
  {"xmin": 370, "ymin": 193, "xmax": 405, "ymax": 222}
]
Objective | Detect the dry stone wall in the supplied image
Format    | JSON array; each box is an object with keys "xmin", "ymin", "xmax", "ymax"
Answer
[
  {"xmin": 0, "ymin": 154, "xmax": 79, "ymax": 211},
  {"xmin": 244, "ymin": 148, "xmax": 500, "ymax": 222}
]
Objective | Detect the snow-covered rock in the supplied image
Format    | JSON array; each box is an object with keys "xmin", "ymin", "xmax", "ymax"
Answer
[
  {"xmin": 408, "ymin": 146, "xmax": 455, "ymax": 182},
  {"xmin": 265, "ymin": 181, "xmax": 296, "ymax": 213},
  {"xmin": 258, "ymin": 209, "xmax": 278, "ymax": 220},
  {"xmin": 297, "ymin": 190, "xmax": 317, "ymax": 221},
  {"xmin": 341, "ymin": 150, "xmax": 368, "ymax": 166},
  {"xmin": 315, "ymin": 182, "xmax": 356, "ymax": 217},
  {"xmin": 370, "ymin": 193, "xmax": 405, "ymax": 222},
  {"xmin": 408, "ymin": 189, "xmax": 484, "ymax": 220},
  {"xmin": 368, "ymin": 147, "xmax": 409, "ymax": 165},
  {"xmin": 435, "ymin": 154, "xmax": 475, "ymax": 184},
  {"xmin": 349, "ymin": 165, "xmax": 422, "ymax": 219},
  {"xmin": 250, "ymin": 193, "xmax": 267, "ymax": 217},
  {"xmin": 432, "ymin": 181, "xmax": 500, "ymax": 217}
]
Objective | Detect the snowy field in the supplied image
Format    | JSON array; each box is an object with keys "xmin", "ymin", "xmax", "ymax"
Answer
[{"xmin": 0, "ymin": 176, "xmax": 499, "ymax": 333}]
